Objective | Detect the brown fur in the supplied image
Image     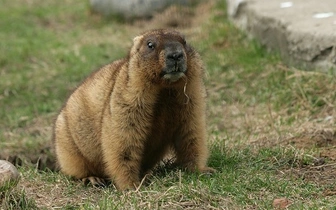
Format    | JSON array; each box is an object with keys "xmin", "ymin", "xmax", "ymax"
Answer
[{"xmin": 53, "ymin": 29, "xmax": 214, "ymax": 190}]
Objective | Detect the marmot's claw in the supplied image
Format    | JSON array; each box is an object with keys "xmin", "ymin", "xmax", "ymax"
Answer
[{"xmin": 82, "ymin": 177, "xmax": 107, "ymax": 187}]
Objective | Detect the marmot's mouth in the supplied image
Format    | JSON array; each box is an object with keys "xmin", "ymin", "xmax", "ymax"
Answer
[{"xmin": 162, "ymin": 72, "xmax": 185, "ymax": 83}]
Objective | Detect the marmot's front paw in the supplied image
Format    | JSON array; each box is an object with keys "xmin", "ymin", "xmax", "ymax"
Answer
[{"xmin": 199, "ymin": 167, "xmax": 217, "ymax": 174}]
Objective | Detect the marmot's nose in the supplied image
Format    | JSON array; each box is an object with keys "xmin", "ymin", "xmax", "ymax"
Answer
[{"xmin": 166, "ymin": 51, "xmax": 184, "ymax": 61}]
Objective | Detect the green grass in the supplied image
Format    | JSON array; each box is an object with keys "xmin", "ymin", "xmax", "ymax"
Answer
[{"xmin": 1, "ymin": 0, "xmax": 336, "ymax": 209}]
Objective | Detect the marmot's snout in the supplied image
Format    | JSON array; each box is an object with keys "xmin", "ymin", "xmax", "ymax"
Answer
[
  {"xmin": 162, "ymin": 42, "xmax": 187, "ymax": 82},
  {"xmin": 166, "ymin": 49, "xmax": 184, "ymax": 62}
]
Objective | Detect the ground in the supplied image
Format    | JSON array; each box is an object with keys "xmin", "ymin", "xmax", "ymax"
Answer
[{"xmin": 0, "ymin": 0, "xmax": 335, "ymax": 209}]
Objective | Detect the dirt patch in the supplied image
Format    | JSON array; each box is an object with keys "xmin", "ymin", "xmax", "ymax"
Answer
[
  {"xmin": 282, "ymin": 129, "xmax": 336, "ymax": 188},
  {"xmin": 254, "ymin": 128, "xmax": 336, "ymax": 188},
  {"xmin": 278, "ymin": 159, "xmax": 336, "ymax": 197},
  {"xmin": 286, "ymin": 163, "xmax": 336, "ymax": 185},
  {"xmin": 285, "ymin": 129, "xmax": 336, "ymax": 160}
]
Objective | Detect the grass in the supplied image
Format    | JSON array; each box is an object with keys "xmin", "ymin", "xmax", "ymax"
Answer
[{"xmin": 1, "ymin": 0, "xmax": 336, "ymax": 209}]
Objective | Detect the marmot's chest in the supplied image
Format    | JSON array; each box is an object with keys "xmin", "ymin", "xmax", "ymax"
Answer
[{"xmin": 149, "ymin": 89, "xmax": 188, "ymax": 140}]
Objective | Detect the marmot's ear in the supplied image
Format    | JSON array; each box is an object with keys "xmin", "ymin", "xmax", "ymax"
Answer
[
  {"xmin": 133, "ymin": 35, "xmax": 143, "ymax": 46},
  {"xmin": 130, "ymin": 35, "xmax": 143, "ymax": 55}
]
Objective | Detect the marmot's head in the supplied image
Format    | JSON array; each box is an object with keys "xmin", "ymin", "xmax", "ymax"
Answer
[{"xmin": 129, "ymin": 29, "xmax": 197, "ymax": 87}]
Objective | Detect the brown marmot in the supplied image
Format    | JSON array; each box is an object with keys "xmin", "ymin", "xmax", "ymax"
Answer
[{"xmin": 53, "ymin": 29, "xmax": 215, "ymax": 190}]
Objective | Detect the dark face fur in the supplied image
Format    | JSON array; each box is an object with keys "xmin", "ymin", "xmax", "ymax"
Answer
[{"xmin": 130, "ymin": 30, "xmax": 191, "ymax": 86}]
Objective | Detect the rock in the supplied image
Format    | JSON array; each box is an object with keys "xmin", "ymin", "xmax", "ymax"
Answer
[
  {"xmin": 0, "ymin": 160, "xmax": 20, "ymax": 188},
  {"xmin": 227, "ymin": 0, "xmax": 336, "ymax": 72},
  {"xmin": 90, "ymin": 0, "xmax": 193, "ymax": 19}
]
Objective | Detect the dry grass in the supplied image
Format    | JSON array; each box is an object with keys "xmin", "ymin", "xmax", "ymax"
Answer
[{"xmin": 1, "ymin": 0, "xmax": 336, "ymax": 209}]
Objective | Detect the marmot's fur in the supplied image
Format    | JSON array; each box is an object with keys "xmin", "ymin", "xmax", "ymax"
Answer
[{"xmin": 53, "ymin": 29, "xmax": 215, "ymax": 190}]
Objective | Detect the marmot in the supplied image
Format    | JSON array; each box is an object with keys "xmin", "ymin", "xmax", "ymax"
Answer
[{"xmin": 53, "ymin": 29, "xmax": 215, "ymax": 190}]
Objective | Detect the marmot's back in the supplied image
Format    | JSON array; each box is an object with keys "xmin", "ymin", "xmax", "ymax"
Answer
[{"xmin": 54, "ymin": 60, "xmax": 124, "ymax": 176}]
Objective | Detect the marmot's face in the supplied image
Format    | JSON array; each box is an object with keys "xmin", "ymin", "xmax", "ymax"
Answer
[{"xmin": 130, "ymin": 30, "xmax": 191, "ymax": 86}]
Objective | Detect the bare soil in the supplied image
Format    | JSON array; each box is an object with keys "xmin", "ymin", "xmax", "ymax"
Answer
[{"xmin": 1, "ymin": 1, "xmax": 335, "ymax": 208}]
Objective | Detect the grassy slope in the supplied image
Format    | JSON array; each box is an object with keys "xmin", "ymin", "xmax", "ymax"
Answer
[{"xmin": 1, "ymin": 0, "xmax": 336, "ymax": 209}]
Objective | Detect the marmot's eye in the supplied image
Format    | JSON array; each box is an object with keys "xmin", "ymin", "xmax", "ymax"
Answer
[{"xmin": 147, "ymin": 41, "xmax": 155, "ymax": 49}]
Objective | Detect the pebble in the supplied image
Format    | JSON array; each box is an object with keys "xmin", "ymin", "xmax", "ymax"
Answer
[{"xmin": 0, "ymin": 160, "xmax": 20, "ymax": 188}]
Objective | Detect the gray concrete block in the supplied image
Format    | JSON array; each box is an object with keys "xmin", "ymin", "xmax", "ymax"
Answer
[
  {"xmin": 90, "ymin": 0, "xmax": 192, "ymax": 19},
  {"xmin": 227, "ymin": 0, "xmax": 336, "ymax": 72}
]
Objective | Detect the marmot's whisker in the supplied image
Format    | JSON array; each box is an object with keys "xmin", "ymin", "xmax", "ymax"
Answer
[{"xmin": 183, "ymin": 77, "xmax": 190, "ymax": 104}]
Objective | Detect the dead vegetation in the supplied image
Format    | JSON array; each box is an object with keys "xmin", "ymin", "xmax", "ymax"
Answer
[{"xmin": 1, "ymin": 0, "xmax": 336, "ymax": 208}]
